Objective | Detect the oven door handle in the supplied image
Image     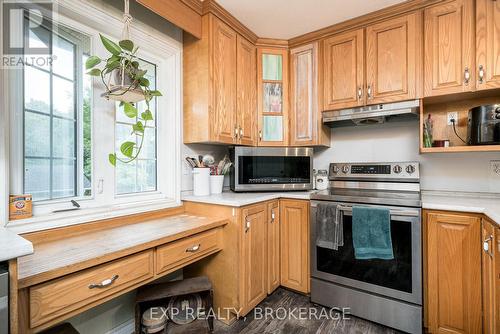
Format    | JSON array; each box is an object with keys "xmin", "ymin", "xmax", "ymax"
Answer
[{"xmin": 311, "ymin": 203, "xmax": 419, "ymax": 217}]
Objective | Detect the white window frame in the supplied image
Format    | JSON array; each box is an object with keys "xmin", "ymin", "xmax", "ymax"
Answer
[{"xmin": 2, "ymin": 0, "xmax": 182, "ymax": 233}]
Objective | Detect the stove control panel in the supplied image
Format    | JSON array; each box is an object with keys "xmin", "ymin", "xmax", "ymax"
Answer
[{"xmin": 329, "ymin": 162, "xmax": 420, "ymax": 180}]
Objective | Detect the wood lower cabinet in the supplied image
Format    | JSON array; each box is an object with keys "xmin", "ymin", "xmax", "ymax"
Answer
[
  {"xmin": 365, "ymin": 12, "xmax": 422, "ymax": 103},
  {"xmin": 424, "ymin": 0, "xmax": 475, "ymax": 97},
  {"xmin": 267, "ymin": 200, "xmax": 280, "ymax": 294},
  {"xmin": 322, "ymin": 29, "xmax": 365, "ymax": 110},
  {"xmin": 476, "ymin": 0, "xmax": 500, "ymax": 90},
  {"xmin": 425, "ymin": 210, "xmax": 482, "ymax": 334},
  {"xmin": 280, "ymin": 199, "xmax": 310, "ymax": 294},
  {"xmin": 290, "ymin": 42, "xmax": 330, "ymax": 147},
  {"xmin": 482, "ymin": 218, "xmax": 500, "ymax": 334}
]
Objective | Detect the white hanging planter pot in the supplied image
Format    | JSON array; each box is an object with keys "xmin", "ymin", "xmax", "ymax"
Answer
[{"xmin": 101, "ymin": 69, "xmax": 146, "ymax": 103}]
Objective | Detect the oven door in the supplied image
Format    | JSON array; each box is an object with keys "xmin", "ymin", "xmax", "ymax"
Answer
[{"xmin": 310, "ymin": 200, "xmax": 422, "ymax": 305}]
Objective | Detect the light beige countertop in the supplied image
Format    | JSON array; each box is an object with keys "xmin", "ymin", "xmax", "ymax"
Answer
[
  {"xmin": 422, "ymin": 191, "xmax": 500, "ymax": 225},
  {"xmin": 0, "ymin": 227, "xmax": 33, "ymax": 262},
  {"xmin": 181, "ymin": 191, "xmax": 313, "ymax": 207}
]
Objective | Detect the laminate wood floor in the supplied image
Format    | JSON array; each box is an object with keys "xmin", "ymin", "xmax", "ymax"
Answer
[{"xmin": 167, "ymin": 288, "xmax": 402, "ymax": 334}]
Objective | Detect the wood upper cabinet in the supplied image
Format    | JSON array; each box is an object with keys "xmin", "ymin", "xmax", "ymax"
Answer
[
  {"xmin": 290, "ymin": 43, "xmax": 330, "ymax": 147},
  {"xmin": 424, "ymin": 0, "xmax": 475, "ymax": 97},
  {"xmin": 476, "ymin": 0, "xmax": 500, "ymax": 90},
  {"xmin": 280, "ymin": 199, "xmax": 309, "ymax": 294},
  {"xmin": 212, "ymin": 17, "xmax": 238, "ymax": 144},
  {"xmin": 267, "ymin": 200, "xmax": 280, "ymax": 294},
  {"xmin": 236, "ymin": 35, "xmax": 257, "ymax": 145},
  {"xmin": 241, "ymin": 203, "xmax": 268, "ymax": 313},
  {"xmin": 257, "ymin": 47, "xmax": 289, "ymax": 146},
  {"xmin": 365, "ymin": 12, "xmax": 422, "ymax": 104},
  {"xmin": 425, "ymin": 211, "xmax": 482, "ymax": 334},
  {"xmin": 482, "ymin": 218, "xmax": 500, "ymax": 334},
  {"xmin": 322, "ymin": 29, "xmax": 364, "ymax": 110}
]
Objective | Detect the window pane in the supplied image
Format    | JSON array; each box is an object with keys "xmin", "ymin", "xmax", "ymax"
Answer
[
  {"xmin": 24, "ymin": 66, "xmax": 50, "ymax": 113},
  {"xmin": 52, "ymin": 159, "xmax": 75, "ymax": 198},
  {"xmin": 53, "ymin": 35, "xmax": 74, "ymax": 79},
  {"xmin": 53, "ymin": 118, "xmax": 75, "ymax": 158},
  {"xmin": 25, "ymin": 158, "xmax": 50, "ymax": 201},
  {"xmin": 262, "ymin": 54, "xmax": 282, "ymax": 81},
  {"xmin": 137, "ymin": 160, "xmax": 156, "ymax": 192},
  {"xmin": 25, "ymin": 112, "xmax": 50, "ymax": 157},
  {"xmin": 115, "ymin": 123, "xmax": 135, "ymax": 159},
  {"xmin": 28, "ymin": 23, "xmax": 50, "ymax": 71},
  {"xmin": 139, "ymin": 127, "xmax": 156, "ymax": 159},
  {"xmin": 116, "ymin": 160, "xmax": 137, "ymax": 194},
  {"xmin": 53, "ymin": 76, "xmax": 75, "ymax": 117},
  {"xmin": 263, "ymin": 83, "xmax": 283, "ymax": 113}
]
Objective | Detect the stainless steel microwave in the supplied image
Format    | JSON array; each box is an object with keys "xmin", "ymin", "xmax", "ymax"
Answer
[{"xmin": 229, "ymin": 147, "xmax": 313, "ymax": 192}]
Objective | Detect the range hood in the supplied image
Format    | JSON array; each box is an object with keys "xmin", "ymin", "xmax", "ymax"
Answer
[{"xmin": 323, "ymin": 99, "xmax": 420, "ymax": 128}]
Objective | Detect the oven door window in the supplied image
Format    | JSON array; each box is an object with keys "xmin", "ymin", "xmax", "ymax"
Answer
[
  {"xmin": 316, "ymin": 215, "xmax": 412, "ymax": 293},
  {"xmin": 238, "ymin": 156, "xmax": 310, "ymax": 184}
]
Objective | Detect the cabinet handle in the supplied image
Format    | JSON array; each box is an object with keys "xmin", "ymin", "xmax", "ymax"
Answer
[
  {"xmin": 245, "ymin": 217, "xmax": 251, "ymax": 233},
  {"xmin": 478, "ymin": 65, "xmax": 485, "ymax": 84},
  {"xmin": 186, "ymin": 244, "xmax": 201, "ymax": 253},
  {"xmin": 367, "ymin": 85, "xmax": 372, "ymax": 100},
  {"xmin": 357, "ymin": 86, "xmax": 363, "ymax": 100},
  {"xmin": 464, "ymin": 67, "xmax": 470, "ymax": 85},
  {"xmin": 88, "ymin": 275, "xmax": 119, "ymax": 289},
  {"xmin": 259, "ymin": 130, "xmax": 262, "ymax": 141},
  {"xmin": 234, "ymin": 126, "xmax": 239, "ymax": 140},
  {"xmin": 270, "ymin": 209, "xmax": 275, "ymax": 223},
  {"xmin": 484, "ymin": 235, "xmax": 494, "ymax": 258},
  {"xmin": 239, "ymin": 126, "xmax": 243, "ymax": 139}
]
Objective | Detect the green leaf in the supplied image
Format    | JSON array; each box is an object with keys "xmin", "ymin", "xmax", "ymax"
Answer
[
  {"xmin": 133, "ymin": 121, "xmax": 145, "ymax": 134},
  {"xmin": 108, "ymin": 153, "xmax": 117, "ymax": 166},
  {"xmin": 119, "ymin": 39, "xmax": 134, "ymax": 52},
  {"xmin": 134, "ymin": 69, "xmax": 147, "ymax": 79},
  {"xmin": 105, "ymin": 60, "xmax": 121, "ymax": 71},
  {"xmin": 131, "ymin": 61, "xmax": 139, "ymax": 68},
  {"xmin": 141, "ymin": 110, "xmax": 154, "ymax": 121},
  {"xmin": 87, "ymin": 68, "xmax": 101, "ymax": 76},
  {"xmin": 100, "ymin": 34, "xmax": 122, "ymax": 56},
  {"xmin": 85, "ymin": 56, "xmax": 101, "ymax": 69},
  {"xmin": 149, "ymin": 90, "xmax": 162, "ymax": 97},
  {"xmin": 139, "ymin": 77, "xmax": 150, "ymax": 87},
  {"xmin": 123, "ymin": 102, "xmax": 138, "ymax": 118},
  {"xmin": 120, "ymin": 141, "xmax": 135, "ymax": 158}
]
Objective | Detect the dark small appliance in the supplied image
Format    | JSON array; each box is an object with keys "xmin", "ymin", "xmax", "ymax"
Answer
[{"xmin": 467, "ymin": 104, "xmax": 500, "ymax": 145}]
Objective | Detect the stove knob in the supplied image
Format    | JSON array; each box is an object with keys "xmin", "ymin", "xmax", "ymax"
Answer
[
  {"xmin": 342, "ymin": 166, "xmax": 350, "ymax": 174},
  {"xmin": 332, "ymin": 166, "xmax": 340, "ymax": 174},
  {"xmin": 406, "ymin": 165, "xmax": 416, "ymax": 174},
  {"xmin": 393, "ymin": 165, "xmax": 402, "ymax": 174}
]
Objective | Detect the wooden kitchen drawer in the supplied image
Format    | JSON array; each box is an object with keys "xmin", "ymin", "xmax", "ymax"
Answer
[
  {"xmin": 29, "ymin": 250, "xmax": 154, "ymax": 328},
  {"xmin": 156, "ymin": 227, "xmax": 222, "ymax": 275}
]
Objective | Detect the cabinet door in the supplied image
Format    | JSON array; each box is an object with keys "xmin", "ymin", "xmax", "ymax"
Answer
[
  {"xmin": 426, "ymin": 211, "xmax": 481, "ymax": 334},
  {"xmin": 290, "ymin": 43, "xmax": 318, "ymax": 146},
  {"xmin": 323, "ymin": 29, "xmax": 364, "ymax": 110},
  {"xmin": 476, "ymin": 0, "xmax": 500, "ymax": 90},
  {"xmin": 366, "ymin": 13, "xmax": 421, "ymax": 104},
  {"xmin": 236, "ymin": 36, "xmax": 257, "ymax": 146},
  {"xmin": 257, "ymin": 48, "xmax": 289, "ymax": 146},
  {"xmin": 241, "ymin": 204, "xmax": 267, "ymax": 313},
  {"xmin": 482, "ymin": 219, "xmax": 499, "ymax": 334},
  {"xmin": 424, "ymin": 0, "xmax": 475, "ymax": 97},
  {"xmin": 267, "ymin": 200, "xmax": 280, "ymax": 294},
  {"xmin": 212, "ymin": 17, "xmax": 237, "ymax": 144},
  {"xmin": 280, "ymin": 199, "xmax": 309, "ymax": 293}
]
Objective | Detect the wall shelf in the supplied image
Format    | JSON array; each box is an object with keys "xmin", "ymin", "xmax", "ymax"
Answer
[{"xmin": 420, "ymin": 145, "xmax": 500, "ymax": 153}]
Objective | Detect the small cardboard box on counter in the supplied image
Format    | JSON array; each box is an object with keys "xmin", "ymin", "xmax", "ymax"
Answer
[{"xmin": 9, "ymin": 195, "xmax": 33, "ymax": 220}]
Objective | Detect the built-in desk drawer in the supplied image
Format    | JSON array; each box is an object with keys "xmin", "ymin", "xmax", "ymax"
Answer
[
  {"xmin": 29, "ymin": 250, "xmax": 154, "ymax": 328},
  {"xmin": 156, "ymin": 228, "xmax": 223, "ymax": 275}
]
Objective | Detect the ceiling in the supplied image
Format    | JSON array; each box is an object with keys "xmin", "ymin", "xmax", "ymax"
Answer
[{"xmin": 216, "ymin": 0, "xmax": 407, "ymax": 40}]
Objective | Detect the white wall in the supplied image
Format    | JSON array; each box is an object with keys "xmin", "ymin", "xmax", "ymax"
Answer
[{"xmin": 314, "ymin": 121, "xmax": 500, "ymax": 193}]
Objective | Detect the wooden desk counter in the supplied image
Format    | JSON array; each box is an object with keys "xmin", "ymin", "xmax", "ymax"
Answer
[{"xmin": 10, "ymin": 207, "xmax": 228, "ymax": 333}]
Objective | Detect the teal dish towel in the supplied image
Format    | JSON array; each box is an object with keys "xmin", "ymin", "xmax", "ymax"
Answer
[{"xmin": 352, "ymin": 206, "xmax": 394, "ymax": 260}]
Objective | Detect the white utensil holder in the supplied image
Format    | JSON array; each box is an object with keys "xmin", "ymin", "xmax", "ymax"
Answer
[
  {"xmin": 193, "ymin": 168, "xmax": 210, "ymax": 196},
  {"xmin": 210, "ymin": 175, "xmax": 224, "ymax": 194}
]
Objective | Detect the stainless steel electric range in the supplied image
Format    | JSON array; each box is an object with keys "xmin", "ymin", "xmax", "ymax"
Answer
[{"xmin": 310, "ymin": 162, "xmax": 422, "ymax": 334}]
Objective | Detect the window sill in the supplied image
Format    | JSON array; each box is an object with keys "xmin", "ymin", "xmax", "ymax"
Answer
[{"xmin": 6, "ymin": 197, "xmax": 182, "ymax": 234}]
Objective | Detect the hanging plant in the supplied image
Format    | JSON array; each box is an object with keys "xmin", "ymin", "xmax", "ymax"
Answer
[{"xmin": 85, "ymin": 34, "xmax": 162, "ymax": 166}]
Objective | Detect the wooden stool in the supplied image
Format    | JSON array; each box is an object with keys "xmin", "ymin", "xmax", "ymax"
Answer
[
  {"xmin": 39, "ymin": 323, "xmax": 79, "ymax": 334},
  {"xmin": 135, "ymin": 276, "xmax": 214, "ymax": 334}
]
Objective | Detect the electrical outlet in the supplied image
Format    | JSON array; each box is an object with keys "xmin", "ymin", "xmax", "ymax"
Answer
[
  {"xmin": 491, "ymin": 161, "xmax": 500, "ymax": 176},
  {"xmin": 447, "ymin": 112, "xmax": 458, "ymax": 125}
]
